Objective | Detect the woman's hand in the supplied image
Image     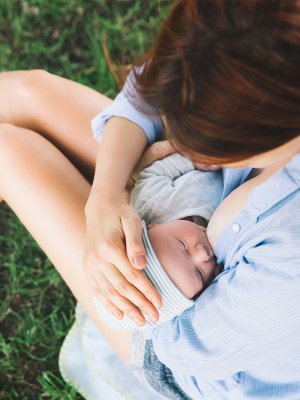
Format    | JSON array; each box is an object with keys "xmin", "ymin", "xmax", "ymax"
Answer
[{"xmin": 83, "ymin": 194, "xmax": 162, "ymax": 326}]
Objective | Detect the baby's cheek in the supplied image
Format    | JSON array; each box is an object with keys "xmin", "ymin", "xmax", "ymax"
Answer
[
  {"xmin": 165, "ymin": 264, "xmax": 202, "ymax": 299},
  {"xmin": 180, "ymin": 274, "xmax": 203, "ymax": 299}
]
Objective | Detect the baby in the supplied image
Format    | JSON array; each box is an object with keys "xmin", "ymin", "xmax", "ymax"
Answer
[
  {"xmin": 94, "ymin": 153, "xmax": 224, "ymax": 331},
  {"xmin": 147, "ymin": 219, "xmax": 222, "ymax": 300}
]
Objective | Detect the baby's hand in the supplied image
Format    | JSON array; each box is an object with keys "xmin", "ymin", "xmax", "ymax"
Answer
[
  {"xmin": 129, "ymin": 140, "xmax": 175, "ymax": 186},
  {"xmin": 193, "ymin": 162, "xmax": 220, "ymax": 171}
]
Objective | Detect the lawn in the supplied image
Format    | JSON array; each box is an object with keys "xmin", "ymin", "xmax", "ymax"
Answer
[{"xmin": 0, "ymin": 1, "xmax": 170, "ymax": 398}]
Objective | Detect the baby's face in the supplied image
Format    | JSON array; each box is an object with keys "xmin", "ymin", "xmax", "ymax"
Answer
[{"xmin": 147, "ymin": 220, "xmax": 222, "ymax": 299}]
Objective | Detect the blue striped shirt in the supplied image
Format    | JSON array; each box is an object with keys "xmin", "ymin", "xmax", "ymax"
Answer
[{"xmin": 91, "ymin": 71, "xmax": 300, "ymax": 399}]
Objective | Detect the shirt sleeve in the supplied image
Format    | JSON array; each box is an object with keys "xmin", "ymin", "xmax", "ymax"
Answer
[
  {"xmin": 91, "ymin": 69, "xmax": 164, "ymax": 144},
  {"xmin": 150, "ymin": 231, "xmax": 300, "ymax": 381}
]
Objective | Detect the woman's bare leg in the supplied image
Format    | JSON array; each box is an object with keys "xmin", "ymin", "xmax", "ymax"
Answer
[
  {"xmin": 0, "ymin": 70, "xmax": 113, "ymax": 181},
  {"xmin": 0, "ymin": 123, "xmax": 132, "ymax": 364}
]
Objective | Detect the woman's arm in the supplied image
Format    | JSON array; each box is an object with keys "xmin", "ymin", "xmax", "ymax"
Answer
[{"xmin": 84, "ymin": 116, "xmax": 162, "ymax": 325}]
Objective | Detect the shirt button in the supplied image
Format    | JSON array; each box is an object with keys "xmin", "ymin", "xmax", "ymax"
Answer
[{"xmin": 232, "ymin": 223, "xmax": 240, "ymax": 233}]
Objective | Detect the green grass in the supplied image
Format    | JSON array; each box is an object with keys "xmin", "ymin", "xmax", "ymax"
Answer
[{"xmin": 0, "ymin": 1, "xmax": 171, "ymax": 398}]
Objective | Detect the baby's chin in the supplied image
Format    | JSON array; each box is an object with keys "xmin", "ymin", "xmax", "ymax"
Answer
[{"xmin": 190, "ymin": 265, "xmax": 222, "ymax": 300}]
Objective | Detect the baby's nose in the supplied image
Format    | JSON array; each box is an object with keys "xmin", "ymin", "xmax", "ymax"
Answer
[{"xmin": 194, "ymin": 243, "xmax": 210, "ymax": 262}]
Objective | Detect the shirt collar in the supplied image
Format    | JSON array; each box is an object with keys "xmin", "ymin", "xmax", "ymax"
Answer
[
  {"xmin": 247, "ymin": 152, "xmax": 300, "ymax": 219},
  {"xmin": 221, "ymin": 167, "xmax": 252, "ymax": 200}
]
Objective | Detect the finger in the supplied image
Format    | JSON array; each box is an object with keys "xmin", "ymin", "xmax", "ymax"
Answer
[
  {"xmin": 84, "ymin": 267, "xmax": 124, "ymax": 317},
  {"xmin": 112, "ymin": 249, "xmax": 162, "ymax": 310},
  {"xmin": 110, "ymin": 291, "xmax": 146, "ymax": 326},
  {"xmin": 86, "ymin": 267, "xmax": 129, "ymax": 320},
  {"xmin": 86, "ymin": 254, "xmax": 161, "ymax": 321},
  {"xmin": 90, "ymin": 231, "xmax": 162, "ymax": 309},
  {"xmin": 95, "ymin": 289, "xmax": 125, "ymax": 320},
  {"xmin": 95, "ymin": 273, "xmax": 147, "ymax": 326},
  {"xmin": 102, "ymin": 265, "xmax": 160, "ymax": 322},
  {"xmin": 121, "ymin": 213, "xmax": 147, "ymax": 269}
]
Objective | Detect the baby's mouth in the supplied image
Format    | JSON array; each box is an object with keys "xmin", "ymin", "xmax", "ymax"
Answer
[
  {"xmin": 201, "ymin": 262, "xmax": 223, "ymax": 287},
  {"xmin": 198, "ymin": 268, "xmax": 205, "ymax": 286},
  {"xmin": 209, "ymin": 264, "xmax": 223, "ymax": 283}
]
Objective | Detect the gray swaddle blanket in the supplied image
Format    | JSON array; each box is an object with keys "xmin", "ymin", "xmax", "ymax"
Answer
[{"xmin": 131, "ymin": 153, "xmax": 222, "ymax": 225}]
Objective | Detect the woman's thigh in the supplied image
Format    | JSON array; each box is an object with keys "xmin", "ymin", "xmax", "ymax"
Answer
[
  {"xmin": 0, "ymin": 123, "xmax": 132, "ymax": 364},
  {"xmin": 0, "ymin": 70, "xmax": 113, "ymax": 181}
]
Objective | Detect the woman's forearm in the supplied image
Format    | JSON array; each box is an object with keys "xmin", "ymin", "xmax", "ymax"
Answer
[
  {"xmin": 83, "ymin": 116, "xmax": 162, "ymax": 322},
  {"xmin": 85, "ymin": 117, "xmax": 148, "ymax": 211}
]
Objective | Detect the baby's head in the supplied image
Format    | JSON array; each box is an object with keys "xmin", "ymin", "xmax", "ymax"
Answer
[{"xmin": 145, "ymin": 219, "xmax": 222, "ymax": 299}]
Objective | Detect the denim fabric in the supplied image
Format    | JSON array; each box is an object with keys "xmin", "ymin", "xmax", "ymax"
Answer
[{"xmin": 143, "ymin": 340, "xmax": 193, "ymax": 400}]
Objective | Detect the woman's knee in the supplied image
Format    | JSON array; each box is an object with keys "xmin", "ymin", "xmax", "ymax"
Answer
[
  {"xmin": 0, "ymin": 69, "xmax": 54, "ymax": 128},
  {"xmin": 0, "ymin": 68, "xmax": 50, "ymax": 83},
  {"xmin": 0, "ymin": 69, "xmax": 50, "ymax": 102}
]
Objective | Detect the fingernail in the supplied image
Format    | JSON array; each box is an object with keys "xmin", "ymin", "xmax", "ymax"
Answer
[
  {"xmin": 114, "ymin": 312, "xmax": 123, "ymax": 320},
  {"xmin": 148, "ymin": 311, "xmax": 158, "ymax": 323},
  {"xmin": 153, "ymin": 299, "xmax": 162, "ymax": 309},
  {"xmin": 133, "ymin": 255, "xmax": 146, "ymax": 267},
  {"xmin": 133, "ymin": 316, "xmax": 144, "ymax": 326}
]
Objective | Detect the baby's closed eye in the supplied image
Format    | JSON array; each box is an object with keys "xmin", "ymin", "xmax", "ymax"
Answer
[{"xmin": 179, "ymin": 239, "xmax": 188, "ymax": 252}]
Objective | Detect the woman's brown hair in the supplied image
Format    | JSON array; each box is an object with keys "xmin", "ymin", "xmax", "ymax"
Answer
[{"xmin": 130, "ymin": 0, "xmax": 300, "ymax": 164}]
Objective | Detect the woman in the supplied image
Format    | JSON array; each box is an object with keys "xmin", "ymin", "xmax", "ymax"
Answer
[{"xmin": 0, "ymin": 0, "xmax": 299, "ymax": 398}]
